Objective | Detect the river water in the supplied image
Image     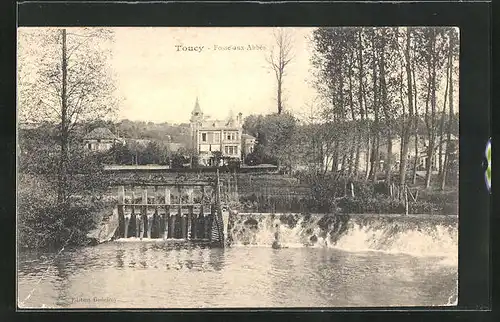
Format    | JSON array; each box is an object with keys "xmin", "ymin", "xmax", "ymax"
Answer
[{"xmin": 18, "ymin": 240, "xmax": 457, "ymax": 308}]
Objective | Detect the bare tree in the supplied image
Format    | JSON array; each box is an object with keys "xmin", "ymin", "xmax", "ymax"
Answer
[
  {"xmin": 267, "ymin": 28, "xmax": 294, "ymax": 114},
  {"xmin": 18, "ymin": 27, "xmax": 119, "ymax": 203}
]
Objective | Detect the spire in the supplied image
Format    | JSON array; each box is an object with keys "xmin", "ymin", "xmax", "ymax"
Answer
[
  {"xmin": 193, "ymin": 96, "xmax": 202, "ymax": 114},
  {"xmin": 190, "ymin": 96, "xmax": 203, "ymax": 122}
]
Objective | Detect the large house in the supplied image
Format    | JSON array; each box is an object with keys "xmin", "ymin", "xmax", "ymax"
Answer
[
  {"xmin": 189, "ymin": 97, "xmax": 256, "ymax": 166},
  {"xmin": 83, "ymin": 127, "xmax": 124, "ymax": 152}
]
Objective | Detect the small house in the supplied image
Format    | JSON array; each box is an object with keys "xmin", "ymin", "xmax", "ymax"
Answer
[{"xmin": 83, "ymin": 127, "xmax": 123, "ymax": 152}]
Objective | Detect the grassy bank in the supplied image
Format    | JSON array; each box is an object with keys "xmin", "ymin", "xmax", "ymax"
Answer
[{"xmin": 235, "ymin": 173, "xmax": 458, "ymax": 215}]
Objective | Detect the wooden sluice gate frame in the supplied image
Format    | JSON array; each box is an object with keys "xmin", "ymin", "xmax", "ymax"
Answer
[{"xmin": 114, "ymin": 172, "xmax": 227, "ymax": 247}]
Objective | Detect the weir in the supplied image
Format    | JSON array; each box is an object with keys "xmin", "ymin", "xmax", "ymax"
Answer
[
  {"xmin": 226, "ymin": 212, "xmax": 458, "ymax": 258},
  {"xmin": 91, "ymin": 172, "xmax": 229, "ymax": 247}
]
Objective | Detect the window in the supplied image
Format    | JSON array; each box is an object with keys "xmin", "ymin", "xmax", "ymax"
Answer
[
  {"xmin": 202, "ymin": 133, "xmax": 207, "ymax": 142},
  {"xmin": 214, "ymin": 132, "xmax": 220, "ymax": 143},
  {"xmin": 87, "ymin": 143, "xmax": 91, "ymax": 150},
  {"xmin": 225, "ymin": 145, "xmax": 238, "ymax": 155},
  {"xmin": 227, "ymin": 133, "xmax": 231, "ymax": 141}
]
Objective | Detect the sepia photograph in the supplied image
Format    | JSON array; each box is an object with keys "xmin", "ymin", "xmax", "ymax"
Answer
[{"xmin": 17, "ymin": 26, "xmax": 459, "ymax": 308}]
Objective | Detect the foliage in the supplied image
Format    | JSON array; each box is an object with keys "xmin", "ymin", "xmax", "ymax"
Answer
[
  {"xmin": 115, "ymin": 120, "xmax": 191, "ymax": 146},
  {"xmin": 18, "ymin": 195, "xmax": 103, "ymax": 250},
  {"xmin": 18, "ymin": 124, "xmax": 110, "ymax": 250},
  {"xmin": 310, "ymin": 27, "xmax": 459, "ymax": 188},
  {"xmin": 170, "ymin": 153, "xmax": 189, "ymax": 169},
  {"xmin": 17, "ymin": 149, "xmax": 108, "ymax": 250},
  {"xmin": 243, "ymin": 112, "xmax": 298, "ymax": 169},
  {"xmin": 18, "ymin": 28, "xmax": 119, "ymax": 126}
]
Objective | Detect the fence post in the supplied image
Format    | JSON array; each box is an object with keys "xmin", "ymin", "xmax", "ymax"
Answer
[
  {"xmin": 187, "ymin": 188, "xmax": 194, "ymax": 240},
  {"xmin": 164, "ymin": 187, "xmax": 170, "ymax": 239},
  {"xmin": 140, "ymin": 188, "xmax": 147, "ymax": 240},
  {"xmin": 118, "ymin": 186, "xmax": 125, "ymax": 238},
  {"xmin": 200, "ymin": 185, "xmax": 206, "ymax": 239},
  {"xmin": 132, "ymin": 189, "xmax": 139, "ymax": 238},
  {"xmin": 146, "ymin": 195, "xmax": 154, "ymax": 239}
]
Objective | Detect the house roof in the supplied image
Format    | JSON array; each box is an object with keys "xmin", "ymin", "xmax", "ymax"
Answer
[
  {"xmin": 84, "ymin": 127, "xmax": 118, "ymax": 140},
  {"xmin": 199, "ymin": 119, "xmax": 240, "ymax": 130}
]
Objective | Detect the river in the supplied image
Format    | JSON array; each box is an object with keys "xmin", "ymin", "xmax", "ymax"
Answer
[{"xmin": 18, "ymin": 240, "xmax": 457, "ymax": 308}]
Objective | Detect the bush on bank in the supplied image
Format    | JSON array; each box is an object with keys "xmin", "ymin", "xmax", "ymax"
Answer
[{"xmin": 18, "ymin": 149, "xmax": 109, "ymax": 250}]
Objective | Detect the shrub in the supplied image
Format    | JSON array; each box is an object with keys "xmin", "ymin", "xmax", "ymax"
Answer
[
  {"xmin": 18, "ymin": 147, "xmax": 110, "ymax": 250},
  {"xmin": 17, "ymin": 173, "xmax": 104, "ymax": 250},
  {"xmin": 338, "ymin": 196, "xmax": 400, "ymax": 214}
]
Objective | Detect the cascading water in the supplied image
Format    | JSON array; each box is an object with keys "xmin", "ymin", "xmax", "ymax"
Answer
[{"xmin": 227, "ymin": 213, "xmax": 458, "ymax": 263}]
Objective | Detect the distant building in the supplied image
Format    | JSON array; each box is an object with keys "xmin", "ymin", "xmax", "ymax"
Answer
[
  {"xmin": 83, "ymin": 127, "xmax": 124, "ymax": 152},
  {"xmin": 189, "ymin": 97, "xmax": 255, "ymax": 166}
]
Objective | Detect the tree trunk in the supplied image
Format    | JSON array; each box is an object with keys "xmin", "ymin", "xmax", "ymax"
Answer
[
  {"xmin": 370, "ymin": 136, "xmax": 380, "ymax": 182},
  {"xmin": 441, "ymin": 29, "xmax": 456, "ymax": 190},
  {"xmin": 385, "ymin": 137, "xmax": 393, "ymax": 185},
  {"xmin": 58, "ymin": 28, "xmax": 68, "ymax": 204},
  {"xmin": 411, "ymin": 58, "xmax": 419, "ymax": 185},
  {"xmin": 378, "ymin": 31, "xmax": 392, "ymax": 185},
  {"xmin": 347, "ymin": 52, "xmax": 356, "ymax": 177},
  {"xmin": 399, "ymin": 27, "xmax": 414, "ymax": 193},
  {"xmin": 277, "ymin": 73, "xmax": 283, "ymax": 114},
  {"xmin": 370, "ymin": 33, "xmax": 379, "ymax": 183},
  {"xmin": 356, "ymin": 30, "xmax": 365, "ymax": 179},
  {"xmin": 425, "ymin": 31, "xmax": 438, "ymax": 189},
  {"xmin": 331, "ymin": 140, "xmax": 339, "ymax": 172},
  {"xmin": 438, "ymin": 55, "xmax": 450, "ymax": 184},
  {"xmin": 365, "ymin": 136, "xmax": 371, "ymax": 181}
]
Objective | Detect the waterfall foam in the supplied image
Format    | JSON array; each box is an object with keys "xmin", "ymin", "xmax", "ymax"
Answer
[{"xmin": 227, "ymin": 213, "xmax": 457, "ymax": 264}]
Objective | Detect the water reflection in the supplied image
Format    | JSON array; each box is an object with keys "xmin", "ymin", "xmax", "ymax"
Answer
[
  {"xmin": 18, "ymin": 242, "xmax": 457, "ymax": 308},
  {"xmin": 116, "ymin": 249, "xmax": 124, "ymax": 269},
  {"xmin": 53, "ymin": 256, "xmax": 71, "ymax": 307}
]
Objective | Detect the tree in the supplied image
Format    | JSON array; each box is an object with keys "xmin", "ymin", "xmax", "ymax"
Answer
[
  {"xmin": 141, "ymin": 141, "xmax": 162, "ymax": 165},
  {"xmin": 267, "ymin": 28, "xmax": 294, "ymax": 114},
  {"xmin": 413, "ymin": 27, "xmax": 449, "ymax": 188},
  {"xmin": 18, "ymin": 27, "xmax": 119, "ymax": 203},
  {"xmin": 440, "ymin": 28, "xmax": 459, "ymax": 190},
  {"xmin": 398, "ymin": 27, "xmax": 416, "ymax": 194},
  {"xmin": 211, "ymin": 151, "xmax": 223, "ymax": 167},
  {"xmin": 108, "ymin": 143, "xmax": 134, "ymax": 165}
]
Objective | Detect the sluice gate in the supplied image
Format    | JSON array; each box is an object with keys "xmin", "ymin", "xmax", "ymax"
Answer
[{"xmin": 114, "ymin": 175, "xmax": 227, "ymax": 247}]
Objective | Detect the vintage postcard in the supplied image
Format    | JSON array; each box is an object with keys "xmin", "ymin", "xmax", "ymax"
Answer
[{"xmin": 17, "ymin": 27, "xmax": 459, "ymax": 308}]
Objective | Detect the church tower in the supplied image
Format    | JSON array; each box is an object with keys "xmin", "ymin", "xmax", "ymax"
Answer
[{"xmin": 190, "ymin": 97, "xmax": 203, "ymax": 152}]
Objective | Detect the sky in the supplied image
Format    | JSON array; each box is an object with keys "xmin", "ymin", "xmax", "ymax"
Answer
[
  {"xmin": 18, "ymin": 27, "xmax": 459, "ymax": 125},
  {"xmin": 109, "ymin": 27, "xmax": 317, "ymax": 124}
]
